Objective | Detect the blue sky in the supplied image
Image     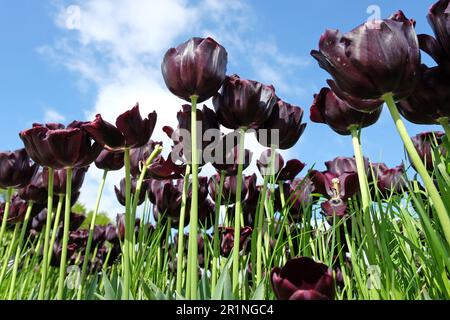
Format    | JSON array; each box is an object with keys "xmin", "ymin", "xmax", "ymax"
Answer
[{"xmin": 0, "ymin": 0, "xmax": 442, "ymax": 212}]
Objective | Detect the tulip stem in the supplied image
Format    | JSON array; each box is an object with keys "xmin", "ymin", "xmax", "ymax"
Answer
[
  {"xmin": 131, "ymin": 145, "xmax": 163, "ymax": 260},
  {"xmin": 8, "ymin": 201, "xmax": 34, "ymax": 299},
  {"xmin": 57, "ymin": 167, "xmax": 73, "ymax": 300},
  {"xmin": 211, "ymin": 170, "xmax": 225, "ymax": 292},
  {"xmin": 123, "ymin": 148, "xmax": 132, "ymax": 300},
  {"xmin": 77, "ymin": 169, "xmax": 108, "ymax": 300},
  {"xmin": 0, "ymin": 187, "xmax": 13, "ymax": 246},
  {"xmin": 38, "ymin": 167, "xmax": 54, "ymax": 300},
  {"xmin": 187, "ymin": 95, "xmax": 199, "ymax": 300},
  {"xmin": 176, "ymin": 165, "xmax": 191, "ymax": 296},
  {"xmin": 350, "ymin": 127, "xmax": 376, "ymax": 264},
  {"xmin": 47, "ymin": 194, "xmax": 64, "ymax": 265},
  {"xmin": 232, "ymin": 127, "xmax": 246, "ymax": 298},
  {"xmin": 384, "ymin": 93, "xmax": 450, "ymax": 247},
  {"xmin": 256, "ymin": 174, "xmax": 269, "ymax": 285}
]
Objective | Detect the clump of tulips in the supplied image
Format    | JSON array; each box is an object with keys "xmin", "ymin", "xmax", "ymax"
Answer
[{"xmin": 1, "ymin": 0, "xmax": 450, "ymax": 301}]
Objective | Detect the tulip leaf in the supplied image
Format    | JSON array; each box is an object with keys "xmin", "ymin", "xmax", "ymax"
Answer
[{"xmin": 251, "ymin": 282, "xmax": 265, "ymax": 300}]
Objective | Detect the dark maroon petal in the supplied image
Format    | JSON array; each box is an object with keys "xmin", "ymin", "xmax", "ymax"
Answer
[
  {"xmin": 161, "ymin": 37, "xmax": 228, "ymax": 103},
  {"xmin": 95, "ymin": 149, "xmax": 124, "ymax": 171},
  {"xmin": 321, "ymin": 198, "xmax": 348, "ymax": 218},
  {"xmin": 288, "ymin": 290, "xmax": 329, "ymax": 300},
  {"xmin": 116, "ymin": 104, "xmax": 155, "ymax": 148},
  {"xmin": 83, "ymin": 114, "xmax": 125, "ymax": 149},
  {"xmin": 213, "ymin": 74, "xmax": 277, "ymax": 130}
]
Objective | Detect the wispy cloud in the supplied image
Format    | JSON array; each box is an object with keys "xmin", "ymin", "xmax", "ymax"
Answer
[
  {"xmin": 44, "ymin": 108, "xmax": 66, "ymax": 123},
  {"xmin": 41, "ymin": 0, "xmax": 306, "ymax": 215}
]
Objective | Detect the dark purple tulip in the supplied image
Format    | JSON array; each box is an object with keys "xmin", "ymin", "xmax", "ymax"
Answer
[
  {"xmin": 325, "ymin": 156, "xmax": 369, "ymax": 177},
  {"xmin": 146, "ymin": 152, "xmax": 186, "ymax": 180},
  {"xmin": 271, "ymin": 257, "xmax": 335, "ymax": 300},
  {"xmin": 0, "ymin": 195, "xmax": 28, "ymax": 225},
  {"xmin": 208, "ymin": 173, "xmax": 257, "ymax": 205},
  {"xmin": 370, "ymin": 163, "xmax": 407, "ymax": 196},
  {"xmin": 18, "ymin": 170, "xmax": 47, "ymax": 204},
  {"xmin": 83, "ymin": 104, "xmax": 157, "ymax": 150},
  {"xmin": 161, "ymin": 37, "xmax": 228, "ymax": 103},
  {"xmin": 29, "ymin": 208, "xmax": 48, "ymax": 234},
  {"xmin": 311, "ymin": 11, "xmax": 420, "ymax": 106},
  {"xmin": 419, "ymin": 0, "xmax": 450, "ymax": 73},
  {"xmin": 411, "ymin": 132, "xmax": 446, "ymax": 172},
  {"xmin": 114, "ymin": 177, "xmax": 148, "ymax": 207},
  {"xmin": 213, "ymin": 74, "xmax": 277, "ymax": 130},
  {"xmin": 257, "ymin": 150, "xmax": 305, "ymax": 181},
  {"xmin": 256, "ymin": 99, "xmax": 307, "ymax": 149},
  {"xmin": 0, "ymin": 148, "xmax": 38, "ymax": 189},
  {"xmin": 42, "ymin": 167, "xmax": 88, "ymax": 195},
  {"xmin": 211, "ymin": 143, "xmax": 252, "ymax": 176},
  {"xmin": 148, "ymin": 179, "xmax": 183, "ymax": 221},
  {"xmin": 69, "ymin": 229, "xmax": 89, "ymax": 247},
  {"xmin": 398, "ymin": 65, "xmax": 450, "ymax": 124},
  {"xmin": 218, "ymin": 226, "xmax": 253, "ymax": 257},
  {"xmin": 310, "ymin": 87, "xmax": 382, "ymax": 135},
  {"xmin": 277, "ymin": 178, "xmax": 314, "ymax": 222},
  {"xmin": 116, "ymin": 214, "xmax": 143, "ymax": 240},
  {"xmin": 95, "ymin": 149, "xmax": 124, "ymax": 171},
  {"xmin": 130, "ymin": 141, "xmax": 162, "ymax": 177},
  {"xmin": 19, "ymin": 122, "xmax": 102, "ymax": 170},
  {"xmin": 176, "ymin": 104, "xmax": 220, "ymax": 149},
  {"xmin": 321, "ymin": 198, "xmax": 348, "ymax": 220},
  {"xmin": 310, "ymin": 170, "xmax": 359, "ymax": 201}
]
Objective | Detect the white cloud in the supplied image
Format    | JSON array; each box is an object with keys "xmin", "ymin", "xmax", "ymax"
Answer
[
  {"xmin": 44, "ymin": 109, "xmax": 66, "ymax": 123},
  {"xmin": 42, "ymin": 0, "xmax": 307, "ymax": 216}
]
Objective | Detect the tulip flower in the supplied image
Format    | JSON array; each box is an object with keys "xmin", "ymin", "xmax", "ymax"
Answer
[
  {"xmin": 95, "ymin": 149, "xmax": 124, "ymax": 172},
  {"xmin": 115, "ymin": 177, "xmax": 148, "ymax": 207},
  {"xmin": 411, "ymin": 132, "xmax": 446, "ymax": 172},
  {"xmin": 217, "ymin": 226, "xmax": 253, "ymax": 258},
  {"xmin": 397, "ymin": 65, "xmax": 450, "ymax": 138},
  {"xmin": 370, "ymin": 163, "xmax": 407, "ymax": 197},
  {"xmin": 129, "ymin": 141, "xmax": 162, "ymax": 177},
  {"xmin": 208, "ymin": 133, "xmax": 252, "ymax": 176},
  {"xmin": 256, "ymin": 99, "xmax": 307, "ymax": 149},
  {"xmin": 213, "ymin": 74, "xmax": 277, "ymax": 130},
  {"xmin": 271, "ymin": 257, "xmax": 335, "ymax": 300},
  {"xmin": 419, "ymin": 0, "xmax": 450, "ymax": 74},
  {"xmin": 325, "ymin": 156, "xmax": 369, "ymax": 178},
  {"xmin": 19, "ymin": 122, "xmax": 102, "ymax": 170},
  {"xmin": 310, "ymin": 169, "xmax": 359, "ymax": 202},
  {"xmin": 257, "ymin": 150, "xmax": 305, "ymax": 181},
  {"xmin": 162, "ymin": 37, "xmax": 228, "ymax": 299},
  {"xmin": 42, "ymin": 167, "xmax": 88, "ymax": 196},
  {"xmin": 0, "ymin": 195, "xmax": 41, "ymax": 226},
  {"xmin": 311, "ymin": 11, "xmax": 420, "ymax": 105},
  {"xmin": 161, "ymin": 37, "xmax": 228, "ymax": 103},
  {"xmin": 311, "ymin": 87, "xmax": 382, "ymax": 135},
  {"xmin": 18, "ymin": 170, "xmax": 48, "ymax": 204},
  {"xmin": 0, "ymin": 148, "xmax": 38, "ymax": 189},
  {"xmin": 312, "ymin": 10, "xmax": 450, "ymax": 247}
]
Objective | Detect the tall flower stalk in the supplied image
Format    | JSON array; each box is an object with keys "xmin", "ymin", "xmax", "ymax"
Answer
[
  {"xmin": 187, "ymin": 95, "xmax": 199, "ymax": 299},
  {"xmin": 0, "ymin": 188, "xmax": 13, "ymax": 246},
  {"xmin": 57, "ymin": 167, "xmax": 73, "ymax": 300},
  {"xmin": 384, "ymin": 93, "xmax": 450, "ymax": 245},
  {"xmin": 232, "ymin": 128, "xmax": 246, "ymax": 296},
  {"xmin": 38, "ymin": 168, "xmax": 53, "ymax": 300}
]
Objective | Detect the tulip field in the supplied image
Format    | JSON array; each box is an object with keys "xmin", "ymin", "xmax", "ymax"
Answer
[{"xmin": 2, "ymin": 0, "xmax": 450, "ymax": 301}]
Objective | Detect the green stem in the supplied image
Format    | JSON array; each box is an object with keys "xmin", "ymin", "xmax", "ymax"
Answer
[
  {"xmin": 384, "ymin": 93, "xmax": 450, "ymax": 246},
  {"xmin": 77, "ymin": 170, "xmax": 108, "ymax": 300},
  {"xmin": 123, "ymin": 148, "xmax": 132, "ymax": 300},
  {"xmin": 8, "ymin": 202, "xmax": 34, "ymax": 299},
  {"xmin": 256, "ymin": 175, "xmax": 269, "ymax": 285},
  {"xmin": 0, "ymin": 187, "xmax": 13, "ymax": 246},
  {"xmin": 232, "ymin": 128, "xmax": 246, "ymax": 297},
  {"xmin": 38, "ymin": 167, "xmax": 54, "ymax": 300},
  {"xmin": 57, "ymin": 167, "xmax": 73, "ymax": 300},
  {"xmin": 47, "ymin": 194, "xmax": 64, "ymax": 265},
  {"xmin": 176, "ymin": 165, "xmax": 191, "ymax": 296},
  {"xmin": 211, "ymin": 170, "xmax": 225, "ymax": 292},
  {"xmin": 350, "ymin": 127, "xmax": 376, "ymax": 264},
  {"xmin": 438, "ymin": 118, "xmax": 450, "ymax": 149},
  {"xmin": 278, "ymin": 181, "xmax": 294, "ymax": 258},
  {"xmin": 130, "ymin": 145, "xmax": 163, "ymax": 263},
  {"xmin": 187, "ymin": 95, "xmax": 199, "ymax": 300},
  {"xmin": 0, "ymin": 223, "xmax": 20, "ymax": 288}
]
